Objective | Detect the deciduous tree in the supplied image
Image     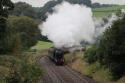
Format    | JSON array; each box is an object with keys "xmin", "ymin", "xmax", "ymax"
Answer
[{"xmin": 0, "ymin": 0, "xmax": 14, "ymax": 54}]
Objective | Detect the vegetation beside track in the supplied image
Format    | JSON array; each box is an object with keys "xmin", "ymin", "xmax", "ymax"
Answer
[{"xmin": 64, "ymin": 51, "xmax": 125, "ymax": 83}]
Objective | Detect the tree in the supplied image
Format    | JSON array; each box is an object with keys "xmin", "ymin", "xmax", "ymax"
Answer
[
  {"xmin": 66, "ymin": 0, "xmax": 91, "ymax": 6},
  {"xmin": 9, "ymin": 2, "xmax": 37, "ymax": 19},
  {"xmin": 0, "ymin": 0, "xmax": 14, "ymax": 17},
  {"xmin": 8, "ymin": 16, "xmax": 40, "ymax": 49},
  {"xmin": 97, "ymin": 15, "xmax": 125, "ymax": 79},
  {"xmin": 0, "ymin": 0, "xmax": 14, "ymax": 54},
  {"xmin": 92, "ymin": 3, "xmax": 115, "ymax": 8},
  {"xmin": 7, "ymin": 16, "xmax": 39, "ymax": 50},
  {"xmin": 38, "ymin": 0, "xmax": 91, "ymax": 21}
]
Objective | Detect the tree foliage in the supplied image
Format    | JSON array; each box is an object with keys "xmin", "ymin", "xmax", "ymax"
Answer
[
  {"xmin": 0, "ymin": 0, "xmax": 14, "ymax": 17},
  {"xmin": 0, "ymin": 0, "xmax": 14, "ymax": 54},
  {"xmin": 7, "ymin": 16, "xmax": 39, "ymax": 51},
  {"xmin": 85, "ymin": 15, "xmax": 125, "ymax": 79},
  {"xmin": 97, "ymin": 16, "xmax": 125, "ymax": 79},
  {"xmin": 9, "ymin": 2, "xmax": 37, "ymax": 19},
  {"xmin": 84, "ymin": 45, "xmax": 97, "ymax": 64},
  {"xmin": 38, "ymin": 0, "xmax": 92, "ymax": 21},
  {"xmin": 66, "ymin": 0, "xmax": 91, "ymax": 6},
  {"xmin": 92, "ymin": 3, "xmax": 116, "ymax": 8}
]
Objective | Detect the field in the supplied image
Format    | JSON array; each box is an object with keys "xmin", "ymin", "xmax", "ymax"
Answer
[
  {"xmin": 93, "ymin": 5, "xmax": 125, "ymax": 18},
  {"xmin": 31, "ymin": 41, "xmax": 53, "ymax": 51}
]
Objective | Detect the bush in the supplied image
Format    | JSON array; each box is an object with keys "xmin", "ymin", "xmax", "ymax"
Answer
[
  {"xmin": 84, "ymin": 45, "xmax": 97, "ymax": 64},
  {"xmin": 0, "ymin": 54, "xmax": 43, "ymax": 83}
]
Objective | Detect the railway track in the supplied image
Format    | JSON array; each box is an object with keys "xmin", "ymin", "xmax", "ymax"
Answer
[{"xmin": 40, "ymin": 56, "xmax": 96, "ymax": 83}]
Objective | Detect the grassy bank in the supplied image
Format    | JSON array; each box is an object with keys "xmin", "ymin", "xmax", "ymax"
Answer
[{"xmin": 64, "ymin": 51, "xmax": 125, "ymax": 83}]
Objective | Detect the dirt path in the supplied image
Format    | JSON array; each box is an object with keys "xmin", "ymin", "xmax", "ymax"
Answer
[{"xmin": 40, "ymin": 56, "xmax": 96, "ymax": 83}]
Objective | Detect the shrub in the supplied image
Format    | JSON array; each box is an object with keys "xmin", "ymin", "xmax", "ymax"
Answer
[
  {"xmin": 0, "ymin": 54, "xmax": 43, "ymax": 83},
  {"xmin": 84, "ymin": 45, "xmax": 97, "ymax": 64}
]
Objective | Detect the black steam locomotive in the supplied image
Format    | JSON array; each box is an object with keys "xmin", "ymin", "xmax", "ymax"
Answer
[{"xmin": 48, "ymin": 47, "xmax": 65, "ymax": 65}]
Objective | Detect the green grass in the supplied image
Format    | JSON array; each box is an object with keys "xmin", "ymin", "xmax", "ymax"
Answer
[
  {"xmin": 31, "ymin": 41, "xmax": 53, "ymax": 51},
  {"xmin": 93, "ymin": 5, "xmax": 125, "ymax": 18}
]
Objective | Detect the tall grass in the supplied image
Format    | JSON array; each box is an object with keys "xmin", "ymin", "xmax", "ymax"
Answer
[{"xmin": 64, "ymin": 51, "xmax": 125, "ymax": 83}]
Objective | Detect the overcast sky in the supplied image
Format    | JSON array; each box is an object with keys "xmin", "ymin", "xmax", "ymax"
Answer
[{"xmin": 11, "ymin": 0, "xmax": 125, "ymax": 7}]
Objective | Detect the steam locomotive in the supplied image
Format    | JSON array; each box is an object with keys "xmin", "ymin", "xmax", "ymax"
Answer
[{"xmin": 48, "ymin": 47, "xmax": 65, "ymax": 65}]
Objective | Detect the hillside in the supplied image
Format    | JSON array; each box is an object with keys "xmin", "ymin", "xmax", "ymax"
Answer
[{"xmin": 93, "ymin": 5, "xmax": 125, "ymax": 18}]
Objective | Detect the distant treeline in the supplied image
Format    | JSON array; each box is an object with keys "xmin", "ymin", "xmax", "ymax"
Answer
[
  {"xmin": 93, "ymin": 10, "xmax": 120, "ymax": 12},
  {"xmin": 92, "ymin": 3, "xmax": 117, "ymax": 8},
  {"xmin": 10, "ymin": 1, "xmax": 115, "ymax": 21}
]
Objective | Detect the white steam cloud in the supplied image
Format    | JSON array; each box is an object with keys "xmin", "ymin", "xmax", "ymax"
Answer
[
  {"xmin": 39, "ymin": 2, "xmax": 95, "ymax": 48},
  {"xmin": 39, "ymin": 1, "xmax": 124, "ymax": 49},
  {"xmin": 94, "ymin": 10, "xmax": 125, "ymax": 38},
  {"xmin": 94, "ymin": 13, "xmax": 119, "ymax": 37}
]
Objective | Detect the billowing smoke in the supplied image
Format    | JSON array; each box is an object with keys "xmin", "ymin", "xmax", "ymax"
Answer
[
  {"xmin": 39, "ymin": 2, "xmax": 95, "ymax": 48},
  {"xmin": 94, "ymin": 13, "xmax": 119, "ymax": 37},
  {"xmin": 94, "ymin": 10, "xmax": 125, "ymax": 38},
  {"xmin": 39, "ymin": 1, "xmax": 124, "ymax": 49}
]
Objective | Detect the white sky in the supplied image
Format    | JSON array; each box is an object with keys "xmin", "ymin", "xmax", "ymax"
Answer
[
  {"xmin": 11, "ymin": 0, "xmax": 125, "ymax": 7},
  {"xmin": 92, "ymin": 0, "xmax": 125, "ymax": 5}
]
